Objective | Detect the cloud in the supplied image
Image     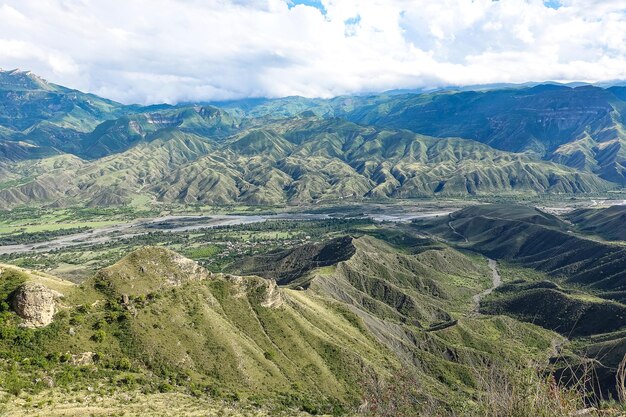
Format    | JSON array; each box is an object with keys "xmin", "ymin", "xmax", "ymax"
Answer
[{"xmin": 0, "ymin": 0, "xmax": 624, "ymax": 104}]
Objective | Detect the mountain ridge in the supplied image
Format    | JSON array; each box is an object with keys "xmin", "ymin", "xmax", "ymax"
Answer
[{"xmin": 0, "ymin": 69, "xmax": 624, "ymax": 209}]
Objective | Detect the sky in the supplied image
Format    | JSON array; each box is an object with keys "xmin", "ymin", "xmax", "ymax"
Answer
[{"xmin": 0, "ymin": 0, "xmax": 625, "ymax": 104}]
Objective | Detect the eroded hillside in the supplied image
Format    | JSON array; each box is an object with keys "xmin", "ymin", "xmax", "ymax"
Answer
[
  {"xmin": 1, "ymin": 70, "xmax": 625, "ymax": 209},
  {"xmin": 0, "ymin": 235, "xmax": 566, "ymax": 415}
]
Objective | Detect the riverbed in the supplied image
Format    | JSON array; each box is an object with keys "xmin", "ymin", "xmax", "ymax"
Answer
[{"xmin": 0, "ymin": 208, "xmax": 455, "ymax": 255}]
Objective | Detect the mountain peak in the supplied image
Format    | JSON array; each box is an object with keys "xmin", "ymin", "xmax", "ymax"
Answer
[{"xmin": 0, "ymin": 68, "xmax": 54, "ymax": 91}]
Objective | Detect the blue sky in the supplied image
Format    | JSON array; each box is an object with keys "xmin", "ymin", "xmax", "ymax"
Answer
[
  {"xmin": 290, "ymin": 0, "xmax": 325, "ymax": 12},
  {"xmin": 0, "ymin": 0, "xmax": 624, "ymax": 104},
  {"xmin": 544, "ymin": 0, "xmax": 562, "ymax": 9}
]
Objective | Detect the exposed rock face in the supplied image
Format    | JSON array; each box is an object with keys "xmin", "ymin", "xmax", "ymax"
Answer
[
  {"xmin": 12, "ymin": 282, "xmax": 62, "ymax": 328},
  {"xmin": 167, "ymin": 251, "xmax": 211, "ymax": 286},
  {"xmin": 223, "ymin": 274, "xmax": 283, "ymax": 308},
  {"xmin": 261, "ymin": 280, "xmax": 283, "ymax": 308},
  {"xmin": 71, "ymin": 352, "xmax": 95, "ymax": 366}
]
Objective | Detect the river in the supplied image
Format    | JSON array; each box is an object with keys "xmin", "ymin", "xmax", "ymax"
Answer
[{"xmin": 0, "ymin": 209, "xmax": 454, "ymax": 255}]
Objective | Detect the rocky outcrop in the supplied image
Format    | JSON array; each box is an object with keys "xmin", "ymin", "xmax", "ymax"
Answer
[
  {"xmin": 12, "ymin": 282, "xmax": 62, "ymax": 328},
  {"xmin": 71, "ymin": 352, "xmax": 95, "ymax": 366},
  {"xmin": 167, "ymin": 251, "xmax": 212, "ymax": 286},
  {"xmin": 260, "ymin": 279, "xmax": 283, "ymax": 308},
  {"xmin": 224, "ymin": 274, "xmax": 283, "ymax": 309}
]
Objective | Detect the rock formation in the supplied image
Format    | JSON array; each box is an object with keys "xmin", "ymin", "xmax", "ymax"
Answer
[{"xmin": 12, "ymin": 282, "xmax": 62, "ymax": 328}]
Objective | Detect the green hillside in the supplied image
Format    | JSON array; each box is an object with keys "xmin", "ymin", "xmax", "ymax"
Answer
[
  {"xmin": 81, "ymin": 106, "xmax": 241, "ymax": 158},
  {"xmin": 0, "ymin": 234, "xmax": 574, "ymax": 415},
  {"xmin": 0, "ymin": 71, "xmax": 625, "ymax": 209},
  {"xmin": 0, "ymin": 69, "xmax": 128, "ymax": 159},
  {"xmin": 215, "ymin": 85, "xmax": 626, "ymax": 185},
  {"xmin": 567, "ymin": 205, "xmax": 626, "ymax": 241},
  {"xmin": 415, "ymin": 204, "xmax": 626, "ymax": 293},
  {"xmin": 414, "ymin": 203, "xmax": 626, "ymax": 402},
  {"xmin": 0, "ymin": 118, "xmax": 614, "ymax": 209}
]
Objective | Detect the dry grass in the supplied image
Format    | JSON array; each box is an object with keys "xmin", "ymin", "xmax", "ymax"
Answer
[
  {"xmin": 616, "ymin": 355, "xmax": 626, "ymax": 404},
  {"xmin": 0, "ymin": 390, "xmax": 314, "ymax": 417},
  {"xmin": 358, "ymin": 356, "xmax": 626, "ymax": 417}
]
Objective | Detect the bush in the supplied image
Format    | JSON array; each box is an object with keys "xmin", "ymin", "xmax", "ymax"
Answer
[
  {"xmin": 158, "ymin": 382, "xmax": 174, "ymax": 393},
  {"xmin": 0, "ymin": 269, "xmax": 27, "ymax": 311},
  {"xmin": 3, "ymin": 366, "xmax": 27, "ymax": 396},
  {"xmin": 69, "ymin": 314, "xmax": 84, "ymax": 325},
  {"xmin": 91, "ymin": 329, "xmax": 106, "ymax": 343},
  {"xmin": 116, "ymin": 357, "xmax": 132, "ymax": 371},
  {"xmin": 116, "ymin": 373, "xmax": 137, "ymax": 389},
  {"xmin": 92, "ymin": 319, "xmax": 107, "ymax": 330}
]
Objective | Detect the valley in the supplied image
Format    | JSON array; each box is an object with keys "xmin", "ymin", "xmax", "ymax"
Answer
[
  {"xmin": 471, "ymin": 259, "xmax": 502, "ymax": 313},
  {"xmin": 2, "ymin": 68, "xmax": 626, "ymax": 415},
  {"xmin": 0, "ymin": 206, "xmax": 455, "ymax": 256},
  {"xmin": 1, "ymin": 198, "xmax": 625, "ymax": 415}
]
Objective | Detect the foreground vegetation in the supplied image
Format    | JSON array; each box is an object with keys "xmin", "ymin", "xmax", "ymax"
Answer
[
  {"xmin": 0, "ymin": 218, "xmax": 621, "ymax": 415},
  {"xmin": 0, "ymin": 202, "xmax": 625, "ymax": 414}
]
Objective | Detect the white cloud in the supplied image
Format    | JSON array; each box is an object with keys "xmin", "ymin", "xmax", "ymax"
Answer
[{"xmin": 0, "ymin": 0, "xmax": 625, "ymax": 104}]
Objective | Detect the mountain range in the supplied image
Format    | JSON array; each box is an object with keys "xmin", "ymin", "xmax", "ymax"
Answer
[{"xmin": 1, "ymin": 69, "xmax": 626, "ymax": 208}]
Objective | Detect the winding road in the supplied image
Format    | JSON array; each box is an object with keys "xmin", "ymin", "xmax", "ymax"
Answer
[
  {"xmin": 447, "ymin": 214, "xmax": 468, "ymax": 243},
  {"xmin": 473, "ymin": 259, "xmax": 502, "ymax": 313}
]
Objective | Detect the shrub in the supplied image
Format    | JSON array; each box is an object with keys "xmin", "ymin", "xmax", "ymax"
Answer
[
  {"xmin": 91, "ymin": 329, "xmax": 106, "ymax": 343},
  {"xmin": 3, "ymin": 368, "xmax": 27, "ymax": 396},
  {"xmin": 159, "ymin": 382, "xmax": 174, "ymax": 393},
  {"xmin": 0, "ymin": 269, "xmax": 27, "ymax": 311},
  {"xmin": 92, "ymin": 319, "xmax": 107, "ymax": 330},
  {"xmin": 116, "ymin": 357, "xmax": 132, "ymax": 371}
]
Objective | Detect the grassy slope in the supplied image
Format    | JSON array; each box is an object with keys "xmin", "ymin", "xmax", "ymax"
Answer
[
  {"xmin": 233, "ymin": 234, "xmax": 562, "ymax": 409},
  {"xmin": 419, "ymin": 204, "xmax": 626, "ymax": 294},
  {"xmin": 0, "ymin": 236, "xmax": 563, "ymax": 415},
  {"xmin": 0, "ymin": 118, "xmax": 613, "ymax": 209},
  {"xmin": 415, "ymin": 203, "xmax": 626, "ymax": 402},
  {"xmin": 567, "ymin": 205, "xmax": 626, "ymax": 241}
]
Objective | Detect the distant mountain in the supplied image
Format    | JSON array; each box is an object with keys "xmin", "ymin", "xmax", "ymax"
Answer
[
  {"xmin": 0, "ymin": 69, "xmax": 128, "ymax": 158},
  {"xmin": 0, "ymin": 69, "xmax": 125, "ymax": 131},
  {"xmin": 0, "ymin": 117, "xmax": 613, "ymax": 208},
  {"xmin": 80, "ymin": 105, "xmax": 241, "ymax": 158},
  {"xmin": 217, "ymin": 85, "xmax": 626, "ymax": 185},
  {"xmin": 0, "ymin": 69, "xmax": 625, "ymax": 207}
]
